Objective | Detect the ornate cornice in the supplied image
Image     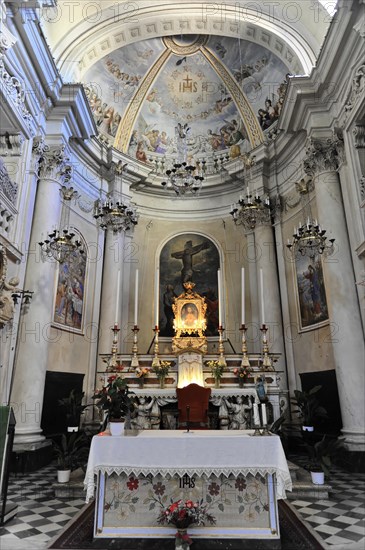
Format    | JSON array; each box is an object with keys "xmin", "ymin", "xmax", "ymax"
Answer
[
  {"xmin": 0, "ymin": 1, "xmax": 17, "ymax": 58},
  {"xmin": 303, "ymin": 132, "xmax": 345, "ymax": 177},
  {"xmin": 344, "ymin": 64, "xmax": 365, "ymax": 115},
  {"xmin": 0, "ymin": 60, "xmax": 34, "ymax": 134}
]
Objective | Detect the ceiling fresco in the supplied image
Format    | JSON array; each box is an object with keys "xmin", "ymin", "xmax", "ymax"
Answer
[{"xmin": 83, "ymin": 35, "xmax": 291, "ymax": 165}]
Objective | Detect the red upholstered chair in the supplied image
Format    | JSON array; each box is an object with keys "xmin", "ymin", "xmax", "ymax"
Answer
[{"xmin": 176, "ymin": 383, "xmax": 211, "ymax": 429}]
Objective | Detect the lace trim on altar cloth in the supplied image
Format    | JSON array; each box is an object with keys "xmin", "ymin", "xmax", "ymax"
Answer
[{"xmin": 84, "ymin": 466, "xmax": 292, "ymax": 503}]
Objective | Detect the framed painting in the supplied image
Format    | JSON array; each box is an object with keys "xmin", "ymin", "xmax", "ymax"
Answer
[
  {"xmin": 294, "ymin": 254, "xmax": 329, "ymax": 332},
  {"xmin": 53, "ymin": 242, "xmax": 87, "ymax": 333},
  {"xmin": 159, "ymin": 234, "xmax": 220, "ymax": 337}
]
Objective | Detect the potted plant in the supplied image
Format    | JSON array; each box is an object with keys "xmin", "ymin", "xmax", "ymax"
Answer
[
  {"xmin": 53, "ymin": 432, "xmax": 90, "ymax": 483},
  {"xmin": 291, "ymin": 385, "xmax": 328, "ymax": 431},
  {"xmin": 58, "ymin": 389, "xmax": 91, "ymax": 432},
  {"xmin": 92, "ymin": 374, "xmax": 135, "ymax": 435},
  {"xmin": 306, "ymin": 434, "xmax": 344, "ymax": 484}
]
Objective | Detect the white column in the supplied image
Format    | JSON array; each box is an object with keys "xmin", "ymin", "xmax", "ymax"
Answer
[
  {"xmin": 10, "ymin": 142, "xmax": 66, "ymax": 446},
  {"xmin": 313, "ymin": 167, "xmax": 365, "ymax": 449},
  {"xmin": 98, "ymin": 230, "xmax": 126, "ymax": 356},
  {"xmin": 254, "ymin": 222, "xmax": 286, "ymax": 372}
]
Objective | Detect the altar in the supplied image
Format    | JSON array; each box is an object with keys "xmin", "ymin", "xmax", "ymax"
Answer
[{"xmin": 84, "ymin": 430, "xmax": 292, "ymax": 544}]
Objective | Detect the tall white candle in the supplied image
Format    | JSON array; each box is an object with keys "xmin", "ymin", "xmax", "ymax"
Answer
[
  {"xmin": 253, "ymin": 403, "xmax": 260, "ymax": 427},
  {"xmin": 261, "ymin": 403, "xmax": 267, "ymax": 426},
  {"xmin": 241, "ymin": 267, "xmax": 245, "ymax": 326},
  {"xmin": 260, "ymin": 268, "xmax": 265, "ymax": 325},
  {"xmin": 217, "ymin": 268, "xmax": 222, "ymax": 327},
  {"xmin": 115, "ymin": 270, "xmax": 120, "ymax": 325},
  {"xmin": 134, "ymin": 269, "xmax": 139, "ymax": 326},
  {"xmin": 154, "ymin": 268, "xmax": 159, "ymax": 327}
]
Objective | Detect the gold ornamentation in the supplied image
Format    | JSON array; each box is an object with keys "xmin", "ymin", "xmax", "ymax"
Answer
[{"xmin": 172, "ymin": 282, "xmax": 207, "ymax": 338}]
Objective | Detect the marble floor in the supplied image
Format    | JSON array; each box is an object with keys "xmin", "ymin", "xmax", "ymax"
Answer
[{"xmin": 0, "ymin": 459, "xmax": 364, "ymax": 550}]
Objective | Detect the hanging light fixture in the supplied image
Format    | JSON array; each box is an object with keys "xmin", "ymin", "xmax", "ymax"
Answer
[
  {"xmin": 229, "ymin": 154, "xmax": 272, "ymax": 230},
  {"xmin": 93, "ymin": 197, "xmax": 138, "ymax": 233},
  {"xmin": 39, "ymin": 186, "xmax": 84, "ymax": 264},
  {"xmin": 93, "ymin": 159, "xmax": 139, "ymax": 233},
  {"xmin": 286, "ymin": 177, "xmax": 335, "ymax": 257},
  {"xmin": 161, "ymin": 123, "xmax": 205, "ymax": 196}
]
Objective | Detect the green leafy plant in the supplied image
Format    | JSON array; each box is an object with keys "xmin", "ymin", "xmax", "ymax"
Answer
[
  {"xmin": 291, "ymin": 385, "xmax": 328, "ymax": 427},
  {"xmin": 306, "ymin": 435, "xmax": 344, "ymax": 475},
  {"xmin": 53, "ymin": 432, "xmax": 90, "ymax": 471},
  {"xmin": 92, "ymin": 375, "xmax": 135, "ymax": 422},
  {"xmin": 58, "ymin": 389, "xmax": 91, "ymax": 427}
]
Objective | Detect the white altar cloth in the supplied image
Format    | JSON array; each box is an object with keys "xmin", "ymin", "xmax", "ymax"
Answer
[{"xmin": 84, "ymin": 430, "xmax": 292, "ymax": 502}]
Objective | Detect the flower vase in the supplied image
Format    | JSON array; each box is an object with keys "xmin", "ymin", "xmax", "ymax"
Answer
[
  {"xmin": 175, "ymin": 528, "xmax": 190, "ymax": 549},
  {"xmin": 214, "ymin": 378, "xmax": 220, "ymax": 389},
  {"xmin": 138, "ymin": 378, "xmax": 144, "ymax": 389},
  {"xmin": 239, "ymin": 378, "xmax": 244, "ymax": 388},
  {"xmin": 159, "ymin": 376, "xmax": 165, "ymax": 389}
]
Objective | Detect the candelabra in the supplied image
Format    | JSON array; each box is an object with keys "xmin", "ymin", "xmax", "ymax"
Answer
[
  {"xmin": 217, "ymin": 326, "xmax": 227, "ymax": 367},
  {"xmin": 106, "ymin": 324, "xmax": 120, "ymax": 371},
  {"xmin": 130, "ymin": 325, "xmax": 139, "ymax": 368},
  {"xmin": 260, "ymin": 325, "xmax": 274, "ymax": 370},
  {"xmin": 39, "ymin": 186, "xmax": 84, "ymax": 264},
  {"xmin": 152, "ymin": 326, "xmax": 160, "ymax": 367},
  {"xmin": 239, "ymin": 324, "xmax": 250, "ymax": 368}
]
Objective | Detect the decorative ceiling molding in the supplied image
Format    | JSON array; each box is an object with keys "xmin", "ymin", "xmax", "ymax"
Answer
[{"xmin": 56, "ymin": 6, "xmax": 314, "ymax": 82}]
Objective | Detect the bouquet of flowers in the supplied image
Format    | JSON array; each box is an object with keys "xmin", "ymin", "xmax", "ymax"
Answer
[
  {"xmin": 152, "ymin": 361, "xmax": 171, "ymax": 379},
  {"xmin": 233, "ymin": 365, "xmax": 251, "ymax": 382},
  {"xmin": 206, "ymin": 360, "xmax": 224, "ymax": 380},
  {"xmin": 92, "ymin": 375, "xmax": 135, "ymax": 423},
  {"xmin": 157, "ymin": 499, "xmax": 215, "ymax": 548},
  {"xmin": 135, "ymin": 367, "xmax": 149, "ymax": 379}
]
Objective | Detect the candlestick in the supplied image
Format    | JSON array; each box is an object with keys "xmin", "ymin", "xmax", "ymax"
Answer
[
  {"xmin": 253, "ymin": 403, "xmax": 261, "ymax": 427},
  {"xmin": 154, "ymin": 268, "xmax": 159, "ymax": 328},
  {"xmin": 259, "ymin": 268, "xmax": 265, "ymax": 326},
  {"xmin": 217, "ymin": 268, "xmax": 222, "ymax": 327},
  {"xmin": 134, "ymin": 269, "xmax": 139, "ymax": 326},
  {"xmin": 261, "ymin": 403, "xmax": 267, "ymax": 426},
  {"xmin": 241, "ymin": 267, "xmax": 245, "ymax": 326},
  {"xmin": 115, "ymin": 270, "xmax": 120, "ymax": 325}
]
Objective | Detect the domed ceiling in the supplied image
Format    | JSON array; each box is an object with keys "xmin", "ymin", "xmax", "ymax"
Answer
[{"xmin": 82, "ymin": 34, "xmax": 292, "ymax": 166}]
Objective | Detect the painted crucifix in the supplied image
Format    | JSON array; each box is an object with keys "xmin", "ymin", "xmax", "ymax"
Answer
[{"xmin": 171, "ymin": 239, "xmax": 210, "ymax": 284}]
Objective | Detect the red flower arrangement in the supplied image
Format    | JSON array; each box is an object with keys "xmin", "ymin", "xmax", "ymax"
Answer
[
  {"xmin": 233, "ymin": 366, "xmax": 251, "ymax": 385},
  {"xmin": 157, "ymin": 499, "xmax": 215, "ymax": 547}
]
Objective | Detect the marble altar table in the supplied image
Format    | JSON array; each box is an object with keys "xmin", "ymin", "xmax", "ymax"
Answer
[{"xmin": 84, "ymin": 430, "xmax": 292, "ymax": 542}]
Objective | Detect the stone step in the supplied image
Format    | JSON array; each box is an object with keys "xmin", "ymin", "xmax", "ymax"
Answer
[
  {"xmin": 287, "ymin": 462, "xmax": 332, "ymax": 500},
  {"xmin": 53, "ymin": 468, "xmax": 87, "ymax": 499}
]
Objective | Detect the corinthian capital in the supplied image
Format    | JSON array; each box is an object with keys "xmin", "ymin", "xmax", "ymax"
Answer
[
  {"xmin": 35, "ymin": 142, "xmax": 70, "ymax": 181},
  {"xmin": 303, "ymin": 132, "xmax": 344, "ymax": 177}
]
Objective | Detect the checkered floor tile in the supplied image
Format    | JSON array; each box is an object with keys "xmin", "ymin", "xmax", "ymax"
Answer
[
  {"xmin": 0, "ymin": 458, "xmax": 364, "ymax": 549},
  {"xmin": 289, "ymin": 455, "xmax": 365, "ymax": 549},
  {"xmin": 0, "ymin": 463, "xmax": 85, "ymax": 548}
]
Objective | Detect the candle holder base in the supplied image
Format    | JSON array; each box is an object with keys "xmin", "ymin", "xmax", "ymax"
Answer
[{"xmin": 251, "ymin": 428, "xmax": 262, "ymax": 436}]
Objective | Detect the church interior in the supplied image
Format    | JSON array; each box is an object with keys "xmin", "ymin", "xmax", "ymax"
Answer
[{"xmin": 0, "ymin": 0, "xmax": 364, "ymax": 548}]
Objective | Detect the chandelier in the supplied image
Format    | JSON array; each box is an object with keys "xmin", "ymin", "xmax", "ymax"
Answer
[
  {"xmin": 93, "ymin": 195, "xmax": 138, "ymax": 233},
  {"xmin": 229, "ymin": 154, "xmax": 272, "ymax": 230},
  {"xmin": 161, "ymin": 123, "xmax": 205, "ymax": 196},
  {"xmin": 286, "ymin": 177, "xmax": 335, "ymax": 257},
  {"xmin": 39, "ymin": 186, "xmax": 84, "ymax": 264}
]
